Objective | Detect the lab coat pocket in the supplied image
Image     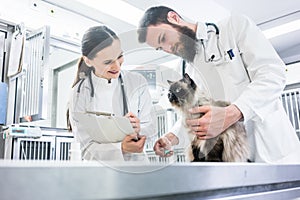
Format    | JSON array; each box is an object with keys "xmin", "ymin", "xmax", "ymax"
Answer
[
  {"xmin": 218, "ymin": 48, "xmax": 250, "ymax": 86},
  {"xmin": 230, "ymin": 50, "xmax": 251, "ymax": 85}
]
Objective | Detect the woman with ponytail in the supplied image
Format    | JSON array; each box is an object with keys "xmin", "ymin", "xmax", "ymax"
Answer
[{"xmin": 67, "ymin": 26, "xmax": 155, "ymax": 162}]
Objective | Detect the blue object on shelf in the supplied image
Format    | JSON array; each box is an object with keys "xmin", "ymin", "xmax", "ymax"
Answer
[{"xmin": 0, "ymin": 82, "xmax": 8, "ymax": 125}]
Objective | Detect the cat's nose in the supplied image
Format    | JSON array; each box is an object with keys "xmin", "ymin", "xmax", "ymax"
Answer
[{"xmin": 168, "ymin": 92, "xmax": 176, "ymax": 101}]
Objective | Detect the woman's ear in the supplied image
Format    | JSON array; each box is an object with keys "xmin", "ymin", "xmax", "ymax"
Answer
[
  {"xmin": 167, "ymin": 11, "xmax": 181, "ymax": 25},
  {"xmin": 83, "ymin": 56, "xmax": 92, "ymax": 67}
]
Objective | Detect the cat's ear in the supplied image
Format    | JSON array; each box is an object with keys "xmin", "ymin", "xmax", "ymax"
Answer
[
  {"xmin": 183, "ymin": 73, "xmax": 192, "ymax": 84},
  {"xmin": 184, "ymin": 73, "xmax": 191, "ymax": 79},
  {"xmin": 167, "ymin": 80, "xmax": 173, "ymax": 85},
  {"xmin": 184, "ymin": 73, "xmax": 197, "ymax": 89}
]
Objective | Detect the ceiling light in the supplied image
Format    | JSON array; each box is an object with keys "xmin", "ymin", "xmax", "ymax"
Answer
[
  {"xmin": 263, "ymin": 19, "xmax": 300, "ymax": 39},
  {"xmin": 76, "ymin": 0, "xmax": 144, "ymax": 26}
]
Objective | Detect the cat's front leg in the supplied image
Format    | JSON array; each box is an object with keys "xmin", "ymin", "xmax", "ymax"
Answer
[
  {"xmin": 185, "ymin": 131, "xmax": 195, "ymax": 162},
  {"xmin": 186, "ymin": 144, "xmax": 194, "ymax": 162}
]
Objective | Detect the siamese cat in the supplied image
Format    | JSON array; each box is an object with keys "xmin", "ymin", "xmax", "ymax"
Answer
[{"xmin": 167, "ymin": 73, "xmax": 249, "ymax": 162}]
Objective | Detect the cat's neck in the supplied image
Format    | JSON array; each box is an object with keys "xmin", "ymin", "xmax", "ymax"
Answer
[
  {"xmin": 194, "ymin": 88, "xmax": 212, "ymax": 106},
  {"xmin": 180, "ymin": 88, "xmax": 211, "ymax": 114}
]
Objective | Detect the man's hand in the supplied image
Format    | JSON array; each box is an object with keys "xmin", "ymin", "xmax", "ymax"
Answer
[{"xmin": 186, "ymin": 104, "xmax": 243, "ymax": 139}]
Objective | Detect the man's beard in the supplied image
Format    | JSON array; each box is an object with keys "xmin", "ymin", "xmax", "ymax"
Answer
[{"xmin": 171, "ymin": 24, "xmax": 197, "ymax": 63}]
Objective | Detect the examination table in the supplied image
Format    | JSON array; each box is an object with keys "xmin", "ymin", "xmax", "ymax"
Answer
[{"xmin": 0, "ymin": 160, "xmax": 299, "ymax": 200}]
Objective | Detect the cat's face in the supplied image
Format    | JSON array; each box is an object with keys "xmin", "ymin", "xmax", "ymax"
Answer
[{"xmin": 167, "ymin": 73, "xmax": 197, "ymax": 108}]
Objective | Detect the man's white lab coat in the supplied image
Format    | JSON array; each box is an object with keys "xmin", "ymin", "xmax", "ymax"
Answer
[{"xmin": 171, "ymin": 14, "xmax": 300, "ymax": 163}]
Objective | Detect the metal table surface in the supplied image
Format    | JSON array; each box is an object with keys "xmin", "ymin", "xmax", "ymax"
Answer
[{"xmin": 0, "ymin": 160, "xmax": 300, "ymax": 200}]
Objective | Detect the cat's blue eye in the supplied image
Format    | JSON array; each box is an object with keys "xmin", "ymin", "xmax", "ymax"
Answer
[{"xmin": 175, "ymin": 88, "xmax": 181, "ymax": 93}]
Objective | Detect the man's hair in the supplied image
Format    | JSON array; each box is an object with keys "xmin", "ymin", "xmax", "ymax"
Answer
[{"xmin": 138, "ymin": 6, "xmax": 181, "ymax": 43}]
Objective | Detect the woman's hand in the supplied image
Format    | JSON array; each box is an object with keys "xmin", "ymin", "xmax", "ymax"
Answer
[
  {"xmin": 186, "ymin": 104, "xmax": 243, "ymax": 139},
  {"xmin": 121, "ymin": 133, "xmax": 146, "ymax": 153},
  {"xmin": 125, "ymin": 112, "xmax": 141, "ymax": 134}
]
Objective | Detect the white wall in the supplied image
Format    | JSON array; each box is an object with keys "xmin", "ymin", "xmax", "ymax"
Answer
[{"xmin": 286, "ymin": 62, "xmax": 300, "ymax": 85}]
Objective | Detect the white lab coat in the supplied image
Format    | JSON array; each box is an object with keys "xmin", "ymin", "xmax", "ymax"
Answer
[
  {"xmin": 69, "ymin": 70, "xmax": 156, "ymax": 162},
  {"xmin": 171, "ymin": 13, "xmax": 300, "ymax": 163}
]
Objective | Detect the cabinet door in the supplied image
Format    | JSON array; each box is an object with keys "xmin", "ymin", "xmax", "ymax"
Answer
[
  {"xmin": 18, "ymin": 26, "xmax": 50, "ymax": 122},
  {"xmin": 14, "ymin": 136, "xmax": 55, "ymax": 160},
  {"xmin": 55, "ymin": 137, "xmax": 74, "ymax": 160},
  {"xmin": 281, "ymin": 89, "xmax": 300, "ymax": 139}
]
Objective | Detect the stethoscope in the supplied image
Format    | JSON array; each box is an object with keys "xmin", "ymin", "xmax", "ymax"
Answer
[
  {"xmin": 200, "ymin": 23, "xmax": 235, "ymax": 63},
  {"xmin": 119, "ymin": 74, "xmax": 129, "ymax": 115},
  {"xmin": 200, "ymin": 23, "xmax": 222, "ymax": 63},
  {"xmin": 77, "ymin": 72, "xmax": 128, "ymax": 115}
]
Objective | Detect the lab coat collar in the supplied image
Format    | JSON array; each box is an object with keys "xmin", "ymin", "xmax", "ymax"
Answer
[
  {"xmin": 195, "ymin": 22, "xmax": 208, "ymax": 41},
  {"xmin": 91, "ymin": 72, "xmax": 117, "ymax": 86}
]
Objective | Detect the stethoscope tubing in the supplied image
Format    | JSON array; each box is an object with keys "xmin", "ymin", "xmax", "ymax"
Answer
[
  {"xmin": 201, "ymin": 23, "xmax": 223, "ymax": 63},
  {"xmin": 77, "ymin": 72, "xmax": 129, "ymax": 116}
]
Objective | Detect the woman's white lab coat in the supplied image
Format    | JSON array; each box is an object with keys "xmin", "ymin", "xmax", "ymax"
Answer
[
  {"xmin": 69, "ymin": 70, "xmax": 156, "ymax": 162},
  {"xmin": 172, "ymin": 13, "xmax": 300, "ymax": 163}
]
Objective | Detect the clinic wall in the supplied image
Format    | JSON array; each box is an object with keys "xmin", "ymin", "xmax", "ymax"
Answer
[
  {"xmin": 48, "ymin": 48, "xmax": 79, "ymax": 128},
  {"xmin": 54, "ymin": 64, "xmax": 76, "ymax": 128},
  {"xmin": 286, "ymin": 62, "xmax": 300, "ymax": 86},
  {"xmin": 286, "ymin": 62, "xmax": 300, "ymax": 85}
]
